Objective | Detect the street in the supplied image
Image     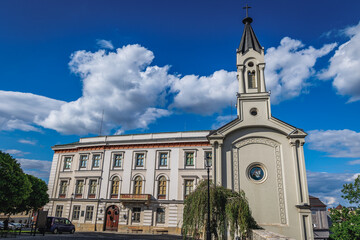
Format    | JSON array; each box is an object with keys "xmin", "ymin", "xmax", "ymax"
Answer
[{"xmin": 0, "ymin": 232, "xmax": 184, "ymax": 240}]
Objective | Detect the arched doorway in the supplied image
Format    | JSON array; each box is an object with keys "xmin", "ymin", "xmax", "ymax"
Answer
[{"xmin": 104, "ymin": 205, "xmax": 119, "ymax": 231}]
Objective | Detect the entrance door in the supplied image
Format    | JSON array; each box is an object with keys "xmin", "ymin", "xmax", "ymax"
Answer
[{"xmin": 105, "ymin": 205, "xmax": 119, "ymax": 231}]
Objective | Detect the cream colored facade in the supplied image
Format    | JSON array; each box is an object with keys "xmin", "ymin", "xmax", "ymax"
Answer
[
  {"xmin": 44, "ymin": 131, "xmax": 212, "ymax": 234},
  {"xmin": 44, "ymin": 15, "xmax": 313, "ymax": 240}
]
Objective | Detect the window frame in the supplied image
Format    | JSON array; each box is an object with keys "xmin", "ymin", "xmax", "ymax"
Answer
[
  {"xmin": 72, "ymin": 205, "xmax": 81, "ymax": 220},
  {"xmin": 92, "ymin": 153, "xmax": 101, "ymax": 168},
  {"xmin": 133, "ymin": 176, "xmax": 143, "ymax": 195},
  {"xmin": 63, "ymin": 156, "xmax": 72, "ymax": 170},
  {"xmin": 184, "ymin": 179, "xmax": 194, "ymax": 198},
  {"xmin": 111, "ymin": 176, "xmax": 120, "ymax": 198},
  {"xmin": 113, "ymin": 152, "xmax": 124, "ymax": 169},
  {"xmin": 88, "ymin": 179, "xmax": 97, "ymax": 196},
  {"xmin": 132, "ymin": 207, "xmax": 141, "ymax": 223},
  {"xmin": 184, "ymin": 151, "xmax": 196, "ymax": 167},
  {"xmin": 156, "ymin": 208, "xmax": 166, "ymax": 224},
  {"xmin": 59, "ymin": 180, "xmax": 68, "ymax": 196},
  {"xmin": 55, "ymin": 205, "xmax": 63, "ymax": 218},
  {"xmin": 79, "ymin": 154, "xmax": 89, "ymax": 169},
  {"xmin": 157, "ymin": 176, "xmax": 167, "ymax": 199},
  {"xmin": 85, "ymin": 206, "xmax": 94, "ymax": 221},
  {"xmin": 75, "ymin": 180, "xmax": 85, "ymax": 195}
]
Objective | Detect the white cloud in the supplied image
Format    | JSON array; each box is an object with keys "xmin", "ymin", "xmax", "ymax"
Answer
[
  {"xmin": 17, "ymin": 158, "xmax": 52, "ymax": 181},
  {"xmin": 0, "ymin": 91, "xmax": 65, "ymax": 132},
  {"xmin": 40, "ymin": 45, "xmax": 174, "ymax": 135},
  {"xmin": 319, "ymin": 21, "xmax": 360, "ymax": 102},
  {"xmin": 265, "ymin": 37, "xmax": 337, "ymax": 103},
  {"xmin": 3, "ymin": 149, "xmax": 29, "ymax": 156},
  {"xmin": 18, "ymin": 139, "xmax": 37, "ymax": 145},
  {"xmin": 171, "ymin": 70, "xmax": 237, "ymax": 114},
  {"xmin": 307, "ymin": 171, "xmax": 359, "ymax": 207},
  {"xmin": 96, "ymin": 39, "xmax": 114, "ymax": 50},
  {"xmin": 211, "ymin": 115, "xmax": 236, "ymax": 129},
  {"xmin": 307, "ymin": 129, "xmax": 360, "ymax": 158},
  {"xmin": 348, "ymin": 159, "xmax": 360, "ymax": 165}
]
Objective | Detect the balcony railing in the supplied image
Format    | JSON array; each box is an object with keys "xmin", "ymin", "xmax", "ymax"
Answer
[{"xmin": 119, "ymin": 194, "xmax": 151, "ymax": 202}]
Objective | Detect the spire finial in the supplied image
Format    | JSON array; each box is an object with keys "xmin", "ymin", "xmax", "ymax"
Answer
[{"xmin": 243, "ymin": 4, "xmax": 251, "ymax": 18}]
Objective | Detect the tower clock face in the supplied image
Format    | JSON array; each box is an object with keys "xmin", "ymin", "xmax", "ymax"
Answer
[{"xmin": 249, "ymin": 166, "xmax": 265, "ymax": 181}]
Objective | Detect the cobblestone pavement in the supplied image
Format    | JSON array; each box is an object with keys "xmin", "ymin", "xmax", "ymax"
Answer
[{"xmin": 0, "ymin": 232, "xmax": 183, "ymax": 240}]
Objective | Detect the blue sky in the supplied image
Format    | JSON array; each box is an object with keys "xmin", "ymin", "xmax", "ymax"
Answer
[{"xmin": 1, "ymin": 0, "xmax": 360, "ymax": 207}]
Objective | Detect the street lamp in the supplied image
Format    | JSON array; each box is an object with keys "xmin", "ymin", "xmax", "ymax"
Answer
[
  {"xmin": 205, "ymin": 155, "xmax": 211, "ymax": 240},
  {"xmin": 68, "ymin": 193, "xmax": 74, "ymax": 220}
]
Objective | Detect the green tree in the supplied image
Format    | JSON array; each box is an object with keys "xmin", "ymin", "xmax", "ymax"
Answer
[
  {"xmin": 330, "ymin": 175, "xmax": 360, "ymax": 240},
  {"xmin": 0, "ymin": 151, "xmax": 32, "ymax": 215},
  {"xmin": 182, "ymin": 180, "xmax": 257, "ymax": 240},
  {"xmin": 19, "ymin": 174, "xmax": 49, "ymax": 212},
  {"xmin": 342, "ymin": 175, "xmax": 360, "ymax": 205}
]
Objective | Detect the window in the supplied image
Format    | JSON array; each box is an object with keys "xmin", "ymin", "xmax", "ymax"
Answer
[
  {"xmin": 136, "ymin": 153, "xmax": 144, "ymax": 167},
  {"xmin": 72, "ymin": 205, "xmax": 80, "ymax": 220},
  {"xmin": 75, "ymin": 180, "xmax": 84, "ymax": 194},
  {"xmin": 79, "ymin": 155, "xmax": 88, "ymax": 168},
  {"xmin": 111, "ymin": 177, "xmax": 120, "ymax": 196},
  {"xmin": 248, "ymin": 71, "xmax": 256, "ymax": 89},
  {"xmin": 64, "ymin": 157, "xmax": 72, "ymax": 170},
  {"xmin": 132, "ymin": 208, "xmax": 141, "ymax": 223},
  {"xmin": 85, "ymin": 206, "xmax": 94, "ymax": 221},
  {"xmin": 159, "ymin": 153, "xmax": 168, "ymax": 166},
  {"xmin": 185, "ymin": 152, "xmax": 194, "ymax": 166},
  {"xmin": 92, "ymin": 154, "xmax": 100, "ymax": 168},
  {"xmin": 55, "ymin": 205, "xmax": 63, "ymax": 217},
  {"xmin": 59, "ymin": 181, "xmax": 68, "ymax": 195},
  {"xmin": 158, "ymin": 176, "xmax": 167, "ymax": 199},
  {"xmin": 89, "ymin": 180, "xmax": 97, "ymax": 195},
  {"xmin": 113, "ymin": 154, "xmax": 123, "ymax": 168},
  {"xmin": 156, "ymin": 208, "xmax": 165, "ymax": 224},
  {"xmin": 184, "ymin": 180, "xmax": 194, "ymax": 197},
  {"xmin": 134, "ymin": 176, "xmax": 143, "ymax": 194},
  {"xmin": 205, "ymin": 151, "xmax": 212, "ymax": 167}
]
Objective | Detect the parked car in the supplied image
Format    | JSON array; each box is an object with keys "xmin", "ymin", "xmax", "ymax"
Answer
[
  {"xmin": 39, "ymin": 217, "xmax": 75, "ymax": 234},
  {"xmin": 7, "ymin": 223, "xmax": 16, "ymax": 230},
  {"xmin": 11, "ymin": 223, "xmax": 22, "ymax": 230},
  {"xmin": 0, "ymin": 221, "xmax": 4, "ymax": 230}
]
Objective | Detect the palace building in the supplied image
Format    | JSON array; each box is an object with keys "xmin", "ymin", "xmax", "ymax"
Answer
[{"xmin": 44, "ymin": 13, "xmax": 313, "ymax": 240}]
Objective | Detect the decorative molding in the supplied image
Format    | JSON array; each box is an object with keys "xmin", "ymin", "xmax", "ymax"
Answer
[
  {"xmin": 54, "ymin": 142, "xmax": 210, "ymax": 154},
  {"xmin": 232, "ymin": 137, "xmax": 287, "ymax": 224}
]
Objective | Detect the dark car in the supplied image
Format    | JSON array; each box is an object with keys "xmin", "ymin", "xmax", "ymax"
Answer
[{"xmin": 40, "ymin": 217, "xmax": 75, "ymax": 234}]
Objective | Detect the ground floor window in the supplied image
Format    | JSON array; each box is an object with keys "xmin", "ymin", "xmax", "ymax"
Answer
[
  {"xmin": 72, "ymin": 205, "xmax": 81, "ymax": 220},
  {"xmin": 156, "ymin": 208, "xmax": 165, "ymax": 224},
  {"xmin": 132, "ymin": 208, "xmax": 141, "ymax": 223},
  {"xmin": 85, "ymin": 206, "xmax": 94, "ymax": 221},
  {"xmin": 55, "ymin": 205, "xmax": 63, "ymax": 217}
]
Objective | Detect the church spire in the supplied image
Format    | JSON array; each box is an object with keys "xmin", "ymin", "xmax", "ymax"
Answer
[{"xmin": 238, "ymin": 5, "xmax": 262, "ymax": 54}]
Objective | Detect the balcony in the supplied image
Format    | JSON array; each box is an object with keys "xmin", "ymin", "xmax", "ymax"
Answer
[{"xmin": 119, "ymin": 194, "xmax": 151, "ymax": 203}]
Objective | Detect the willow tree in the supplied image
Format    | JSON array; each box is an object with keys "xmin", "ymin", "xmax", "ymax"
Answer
[{"xmin": 182, "ymin": 180, "xmax": 257, "ymax": 239}]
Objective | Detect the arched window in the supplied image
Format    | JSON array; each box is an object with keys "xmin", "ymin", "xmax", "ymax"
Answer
[
  {"xmin": 111, "ymin": 177, "xmax": 120, "ymax": 197},
  {"xmin": 248, "ymin": 71, "xmax": 256, "ymax": 89},
  {"xmin": 134, "ymin": 176, "xmax": 143, "ymax": 194},
  {"xmin": 158, "ymin": 176, "xmax": 167, "ymax": 199}
]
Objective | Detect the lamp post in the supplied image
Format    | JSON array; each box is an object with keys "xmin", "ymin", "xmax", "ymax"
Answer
[
  {"xmin": 205, "ymin": 155, "xmax": 211, "ymax": 240},
  {"xmin": 68, "ymin": 193, "xmax": 74, "ymax": 220}
]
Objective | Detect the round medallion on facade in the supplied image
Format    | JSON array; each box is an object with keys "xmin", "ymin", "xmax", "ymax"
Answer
[
  {"xmin": 248, "ymin": 61, "xmax": 254, "ymax": 67},
  {"xmin": 247, "ymin": 163, "xmax": 267, "ymax": 183}
]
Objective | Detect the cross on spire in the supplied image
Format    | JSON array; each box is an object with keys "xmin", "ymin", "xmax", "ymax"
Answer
[{"xmin": 243, "ymin": 4, "xmax": 251, "ymax": 18}]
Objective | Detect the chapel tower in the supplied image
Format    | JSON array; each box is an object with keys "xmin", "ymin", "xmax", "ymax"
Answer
[
  {"xmin": 235, "ymin": 10, "xmax": 271, "ymax": 121},
  {"xmin": 208, "ymin": 7, "xmax": 314, "ymax": 239}
]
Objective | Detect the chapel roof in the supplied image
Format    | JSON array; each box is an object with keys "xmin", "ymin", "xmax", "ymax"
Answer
[{"xmin": 238, "ymin": 17, "xmax": 262, "ymax": 54}]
